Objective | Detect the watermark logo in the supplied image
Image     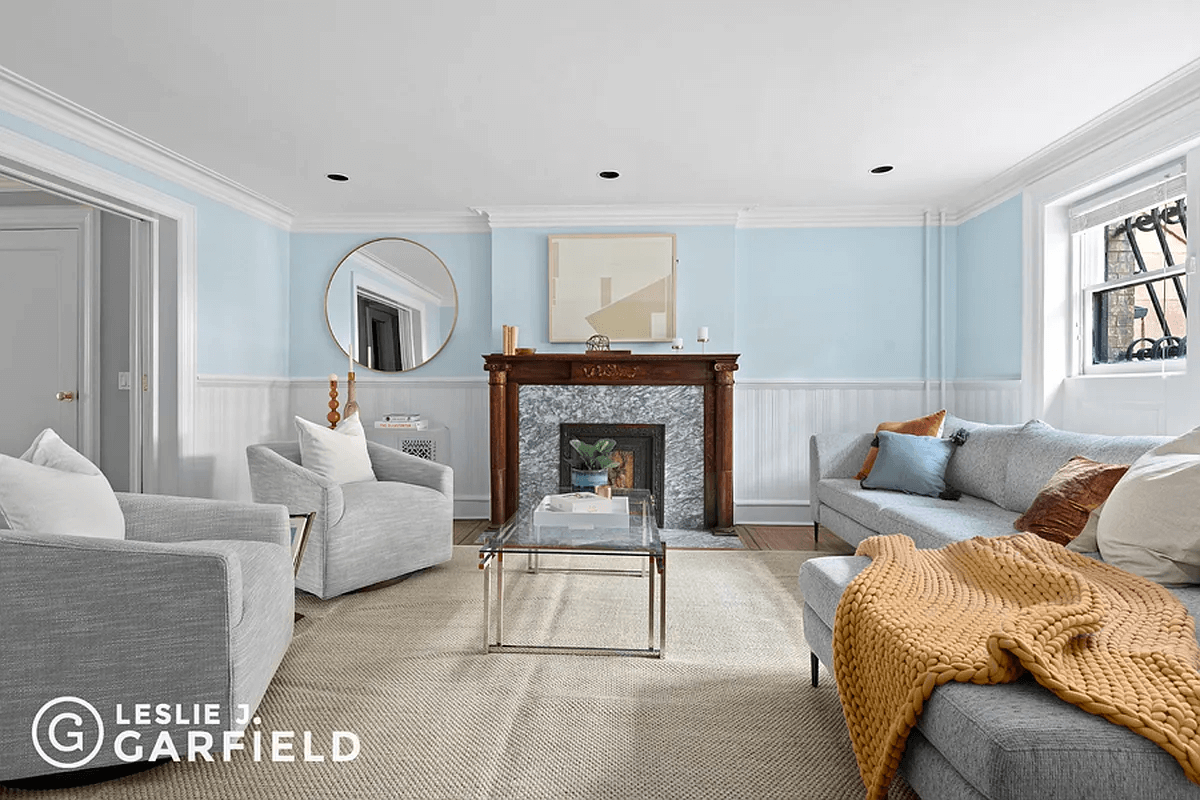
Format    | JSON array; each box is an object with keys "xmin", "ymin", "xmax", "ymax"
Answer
[
  {"xmin": 31, "ymin": 697, "xmax": 105, "ymax": 770},
  {"xmin": 29, "ymin": 698, "xmax": 359, "ymax": 769}
]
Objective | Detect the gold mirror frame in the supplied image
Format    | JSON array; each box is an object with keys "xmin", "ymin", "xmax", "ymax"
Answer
[{"xmin": 324, "ymin": 237, "xmax": 459, "ymax": 373}]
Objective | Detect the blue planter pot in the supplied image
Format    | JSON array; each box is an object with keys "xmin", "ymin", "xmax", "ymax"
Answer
[{"xmin": 570, "ymin": 468, "xmax": 609, "ymax": 492}]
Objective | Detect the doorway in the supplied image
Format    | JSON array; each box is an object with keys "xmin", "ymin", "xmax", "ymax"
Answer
[{"xmin": 0, "ymin": 176, "xmax": 150, "ymax": 491}]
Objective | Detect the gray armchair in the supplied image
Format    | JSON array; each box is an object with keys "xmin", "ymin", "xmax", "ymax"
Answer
[
  {"xmin": 0, "ymin": 494, "xmax": 294, "ymax": 781},
  {"xmin": 246, "ymin": 440, "xmax": 453, "ymax": 599}
]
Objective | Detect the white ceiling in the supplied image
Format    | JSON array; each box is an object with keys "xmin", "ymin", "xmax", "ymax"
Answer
[{"xmin": 3, "ymin": 0, "xmax": 1199, "ymax": 216}]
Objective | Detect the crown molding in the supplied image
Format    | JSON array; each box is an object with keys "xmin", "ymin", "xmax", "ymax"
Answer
[
  {"xmin": 291, "ymin": 211, "xmax": 490, "ymax": 233},
  {"xmin": 736, "ymin": 205, "xmax": 933, "ymax": 228},
  {"xmin": 0, "ymin": 65, "xmax": 294, "ymax": 229},
  {"xmin": 474, "ymin": 204, "xmax": 747, "ymax": 228},
  {"xmin": 948, "ymin": 56, "xmax": 1200, "ymax": 225}
]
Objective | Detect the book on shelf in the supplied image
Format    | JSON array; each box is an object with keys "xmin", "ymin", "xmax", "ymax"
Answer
[{"xmin": 375, "ymin": 420, "xmax": 430, "ymax": 430}]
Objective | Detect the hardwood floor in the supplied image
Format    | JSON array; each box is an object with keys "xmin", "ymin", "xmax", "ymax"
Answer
[
  {"xmin": 453, "ymin": 519, "xmax": 492, "ymax": 545},
  {"xmin": 454, "ymin": 519, "xmax": 854, "ymax": 553}
]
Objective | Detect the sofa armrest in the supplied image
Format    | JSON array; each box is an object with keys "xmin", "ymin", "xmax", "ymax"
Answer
[
  {"xmin": 0, "ymin": 529, "xmax": 245, "ymax": 651},
  {"xmin": 246, "ymin": 444, "xmax": 346, "ymax": 526},
  {"xmin": 117, "ymin": 493, "xmax": 290, "ymax": 549},
  {"xmin": 0, "ymin": 530, "xmax": 256, "ymax": 779},
  {"xmin": 367, "ymin": 440, "xmax": 453, "ymax": 498},
  {"xmin": 809, "ymin": 433, "xmax": 874, "ymax": 523}
]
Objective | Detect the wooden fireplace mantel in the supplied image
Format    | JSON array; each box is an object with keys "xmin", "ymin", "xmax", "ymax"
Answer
[{"xmin": 483, "ymin": 352, "xmax": 740, "ymax": 529}]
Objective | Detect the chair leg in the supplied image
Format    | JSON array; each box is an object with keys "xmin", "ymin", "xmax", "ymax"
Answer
[
  {"xmin": 811, "ymin": 651, "xmax": 820, "ymax": 686},
  {"xmin": 813, "ymin": 521, "xmax": 820, "ymax": 547}
]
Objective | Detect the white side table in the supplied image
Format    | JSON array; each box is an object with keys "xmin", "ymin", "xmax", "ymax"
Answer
[{"xmin": 366, "ymin": 424, "xmax": 451, "ymax": 466}]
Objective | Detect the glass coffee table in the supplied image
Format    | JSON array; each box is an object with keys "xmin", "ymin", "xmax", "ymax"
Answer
[{"xmin": 478, "ymin": 488, "xmax": 666, "ymax": 658}]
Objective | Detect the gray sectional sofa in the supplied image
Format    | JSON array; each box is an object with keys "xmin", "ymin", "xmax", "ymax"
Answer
[{"xmin": 800, "ymin": 415, "xmax": 1200, "ymax": 799}]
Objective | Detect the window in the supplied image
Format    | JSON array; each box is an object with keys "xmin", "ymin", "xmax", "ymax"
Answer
[{"xmin": 1072, "ymin": 163, "xmax": 1188, "ymax": 372}]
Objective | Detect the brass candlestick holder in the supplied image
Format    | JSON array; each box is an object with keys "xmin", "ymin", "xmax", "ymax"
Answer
[{"xmin": 344, "ymin": 370, "xmax": 358, "ymax": 418}]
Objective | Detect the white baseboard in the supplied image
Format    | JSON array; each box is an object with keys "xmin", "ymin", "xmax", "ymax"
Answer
[
  {"xmin": 733, "ymin": 500, "xmax": 812, "ymax": 526},
  {"xmin": 454, "ymin": 496, "xmax": 490, "ymax": 520}
]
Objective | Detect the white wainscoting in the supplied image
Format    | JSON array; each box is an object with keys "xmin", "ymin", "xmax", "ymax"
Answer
[
  {"xmin": 732, "ymin": 380, "xmax": 1023, "ymax": 525},
  {"xmin": 191, "ymin": 376, "xmax": 292, "ymax": 502},
  {"xmin": 289, "ymin": 377, "xmax": 491, "ymax": 518},
  {"xmin": 190, "ymin": 375, "xmax": 1022, "ymax": 525}
]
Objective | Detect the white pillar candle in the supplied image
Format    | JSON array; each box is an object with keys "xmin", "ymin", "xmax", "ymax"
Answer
[
  {"xmin": 697, "ymin": 326, "xmax": 709, "ymax": 340},
  {"xmin": 672, "ymin": 337, "xmax": 684, "ymax": 349}
]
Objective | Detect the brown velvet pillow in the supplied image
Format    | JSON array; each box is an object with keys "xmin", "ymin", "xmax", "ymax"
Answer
[
  {"xmin": 1013, "ymin": 456, "xmax": 1129, "ymax": 545},
  {"xmin": 855, "ymin": 410, "xmax": 947, "ymax": 480}
]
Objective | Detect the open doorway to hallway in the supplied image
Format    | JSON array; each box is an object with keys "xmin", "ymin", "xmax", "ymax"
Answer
[{"xmin": 0, "ymin": 173, "xmax": 149, "ymax": 491}]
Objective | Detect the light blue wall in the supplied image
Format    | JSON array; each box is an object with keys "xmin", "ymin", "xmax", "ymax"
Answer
[
  {"xmin": 490, "ymin": 226, "xmax": 736, "ymax": 355},
  {"xmin": 955, "ymin": 195, "xmax": 1024, "ymax": 379},
  {"xmin": 2, "ymin": 106, "xmax": 1025, "ymax": 384},
  {"xmin": 196, "ymin": 202, "xmax": 290, "ymax": 375},
  {"xmin": 0, "ymin": 110, "xmax": 292, "ymax": 377},
  {"xmin": 288, "ymin": 232, "xmax": 491, "ymax": 378},
  {"xmin": 735, "ymin": 226, "xmax": 930, "ymax": 379}
]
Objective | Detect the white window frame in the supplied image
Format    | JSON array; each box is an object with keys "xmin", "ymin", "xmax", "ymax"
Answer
[{"xmin": 1071, "ymin": 162, "xmax": 1188, "ymax": 376}]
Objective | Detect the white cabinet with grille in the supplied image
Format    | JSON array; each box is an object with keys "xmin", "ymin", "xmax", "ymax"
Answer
[{"xmin": 366, "ymin": 425, "xmax": 451, "ymax": 466}]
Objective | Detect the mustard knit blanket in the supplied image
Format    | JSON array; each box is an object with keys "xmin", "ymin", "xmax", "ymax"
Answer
[{"xmin": 833, "ymin": 533, "xmax": 1200, "ymax": 800}]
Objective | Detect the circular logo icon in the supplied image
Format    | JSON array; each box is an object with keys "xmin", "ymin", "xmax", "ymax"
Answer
[{"xmin": 31, "ymin": 697, "xmax": 105, "ymax": 769}]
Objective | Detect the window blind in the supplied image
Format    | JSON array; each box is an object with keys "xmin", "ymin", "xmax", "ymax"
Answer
[{"xmin": 1069, "ymin": 161, "xmax": 1186, "ymax": 234}]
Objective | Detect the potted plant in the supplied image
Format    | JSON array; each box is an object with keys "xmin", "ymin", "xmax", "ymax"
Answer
[{"xmin": 566, "ymin": 438, "xmax": 618, "ymax": 491}]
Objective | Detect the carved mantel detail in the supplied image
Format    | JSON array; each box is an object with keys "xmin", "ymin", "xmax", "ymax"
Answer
[
  {"xmin": 576, "ymin": 363, "xmax": 640, "ymax": 380},
  {"xmin": 482, "ymin": 352, "xmax": 740, "ymax": 530}
]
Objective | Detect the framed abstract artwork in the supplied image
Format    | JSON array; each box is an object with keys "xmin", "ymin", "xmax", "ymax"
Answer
[{"xmin": 548, "ymin": 233, "xmax": 676, "ymax": 342}]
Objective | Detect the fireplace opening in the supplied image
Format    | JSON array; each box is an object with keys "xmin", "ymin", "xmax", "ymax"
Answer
[{"xmin": 559, "ymin": 423, "xmax": 666, "ymax": 527}]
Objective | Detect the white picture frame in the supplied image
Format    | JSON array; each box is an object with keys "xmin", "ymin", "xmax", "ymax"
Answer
[{"xmin": 548, "ymin": 233, "xmax": 677, "ymax": 342}]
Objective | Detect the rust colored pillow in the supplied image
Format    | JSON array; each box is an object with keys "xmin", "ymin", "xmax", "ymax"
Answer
[
  {"xmin": 1013, "ymin": 456, "xmax": 1129, "ymax": 545},
  {"xmin": 855, "ymin": 410, "xmax": 947, "ymax": 480}
]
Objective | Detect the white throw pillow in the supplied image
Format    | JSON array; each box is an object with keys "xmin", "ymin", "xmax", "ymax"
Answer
[
  {"xmin": 295, "ymin": 412, "xmax": 376, "ymax": 484},
  {"xmin": 1097, "ymin": 426, "xmax": 1200, "ymax": 584},
  {"xmin": 1065, "ymin": 503, "xmax": 1103, "ymax": 554},
  {"xmin": 0, "ymin": 428, "xmax": 125, "ymax": 539}
]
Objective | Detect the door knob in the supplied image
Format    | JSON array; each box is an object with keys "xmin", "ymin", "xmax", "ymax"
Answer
[{"xmin": 56, "ymin": 391, "xmax": 74, "ymax": 402}]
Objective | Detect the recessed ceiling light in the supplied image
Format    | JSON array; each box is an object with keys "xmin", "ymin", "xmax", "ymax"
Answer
[
  {"xmin": 869, "ymin": 165, "xmax": 894, "ymax": 175},
  {"xmin": 326, "ymin": 173, "xmax": 350, "ymax": 182},
  {"xmin": 597, "ymin": 170, "xmax": 620, "ymax": 180}
]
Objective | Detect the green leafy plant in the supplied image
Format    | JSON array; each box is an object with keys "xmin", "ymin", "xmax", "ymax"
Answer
[{"xmin": 567, "ymin": 438, "xmax": 619, "ymax": 471}]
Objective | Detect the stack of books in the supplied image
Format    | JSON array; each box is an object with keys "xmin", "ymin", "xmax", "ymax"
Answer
[
  {"xmin": 533, "ymin": 492, "xmax": 629, "ymax": 529},
  {"xmin": 375, "ymin": 413, "xmax": 429, "ymax": 430}
]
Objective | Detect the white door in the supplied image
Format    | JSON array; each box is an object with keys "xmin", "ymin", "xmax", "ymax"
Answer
[{"xmin": 0, "ymin": 228, "xmax": 81, "ymax": 457}]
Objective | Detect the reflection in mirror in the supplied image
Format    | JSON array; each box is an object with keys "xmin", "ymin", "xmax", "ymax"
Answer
[{"xmin": 325, "ymin": 238, "xmax": 458, "ymax": 372}]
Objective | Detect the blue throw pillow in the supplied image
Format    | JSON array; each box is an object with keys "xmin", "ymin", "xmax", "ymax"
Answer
[{"xmin": 861, "ymin": 429, "xmax": 956, "ymax": 499}]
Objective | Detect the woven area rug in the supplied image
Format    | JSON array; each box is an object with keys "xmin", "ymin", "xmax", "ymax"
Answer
[{"xmin": 25, "ymin": 547, "xmax": 917, "ymax": 800}]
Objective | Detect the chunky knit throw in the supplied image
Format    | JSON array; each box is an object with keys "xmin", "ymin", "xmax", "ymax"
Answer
[{"xmin": 833, "ymin": 533, "xmax": 1200, "ymax": 800}]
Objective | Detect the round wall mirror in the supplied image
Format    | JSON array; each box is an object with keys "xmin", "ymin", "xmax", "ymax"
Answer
[{"xmin": 325, "ymin": 238, "xmax": 458, "ymax": 372}]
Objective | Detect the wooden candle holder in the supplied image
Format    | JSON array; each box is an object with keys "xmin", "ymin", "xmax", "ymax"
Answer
[{"xmin": 327, "ymin": 376, "xmax": 340, "ymax": 429}]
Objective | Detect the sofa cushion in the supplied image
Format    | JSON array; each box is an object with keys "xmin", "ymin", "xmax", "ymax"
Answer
[
  {"xmin": 798, "ymin": 554, "xmax": 871, "ymax": 630},
  {"xmin": 803, "ymin": 553, "xmax": 1200, "ymax": 800},
  {"xmin": 1098, "ymin": 427, "xmax": 1200, "ymax": 585},
  {"xmin": 1002, "ymin": 420, "xmax": 1163, "ymax": 513},
  {"xmin": 1012, "ymin": 456, "xmax": 1129, "ymax": 546},
  {"xmin": 881, "ymin": 498, "xmax": 1022, "ymax": 550},
  {"xmin": 916, "ymin": 678, "xmax": 1197, "ymax": 800},
  {"xmin": 861, "ymin": 430, "xmax": 956, "ymax": 498},
  {"xmin": 817, "ymin": 479, "xmax": 944, "ymax": 537},
  {"xmin": 855, "ymin": 409, "xmax": 946, "ymax": 480},
  {"xmin": 942, "ymin": 414, "xmax": 1023, "ymax": 507}
]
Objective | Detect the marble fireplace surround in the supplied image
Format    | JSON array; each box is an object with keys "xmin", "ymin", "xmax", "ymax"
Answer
[
  {"xmin": 483, "ymin": 353, "xmax": 739, "ymax": 530},
  {"xmin": 522, "ymin": 386, "xmax": 701, "ymax": 529}
]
